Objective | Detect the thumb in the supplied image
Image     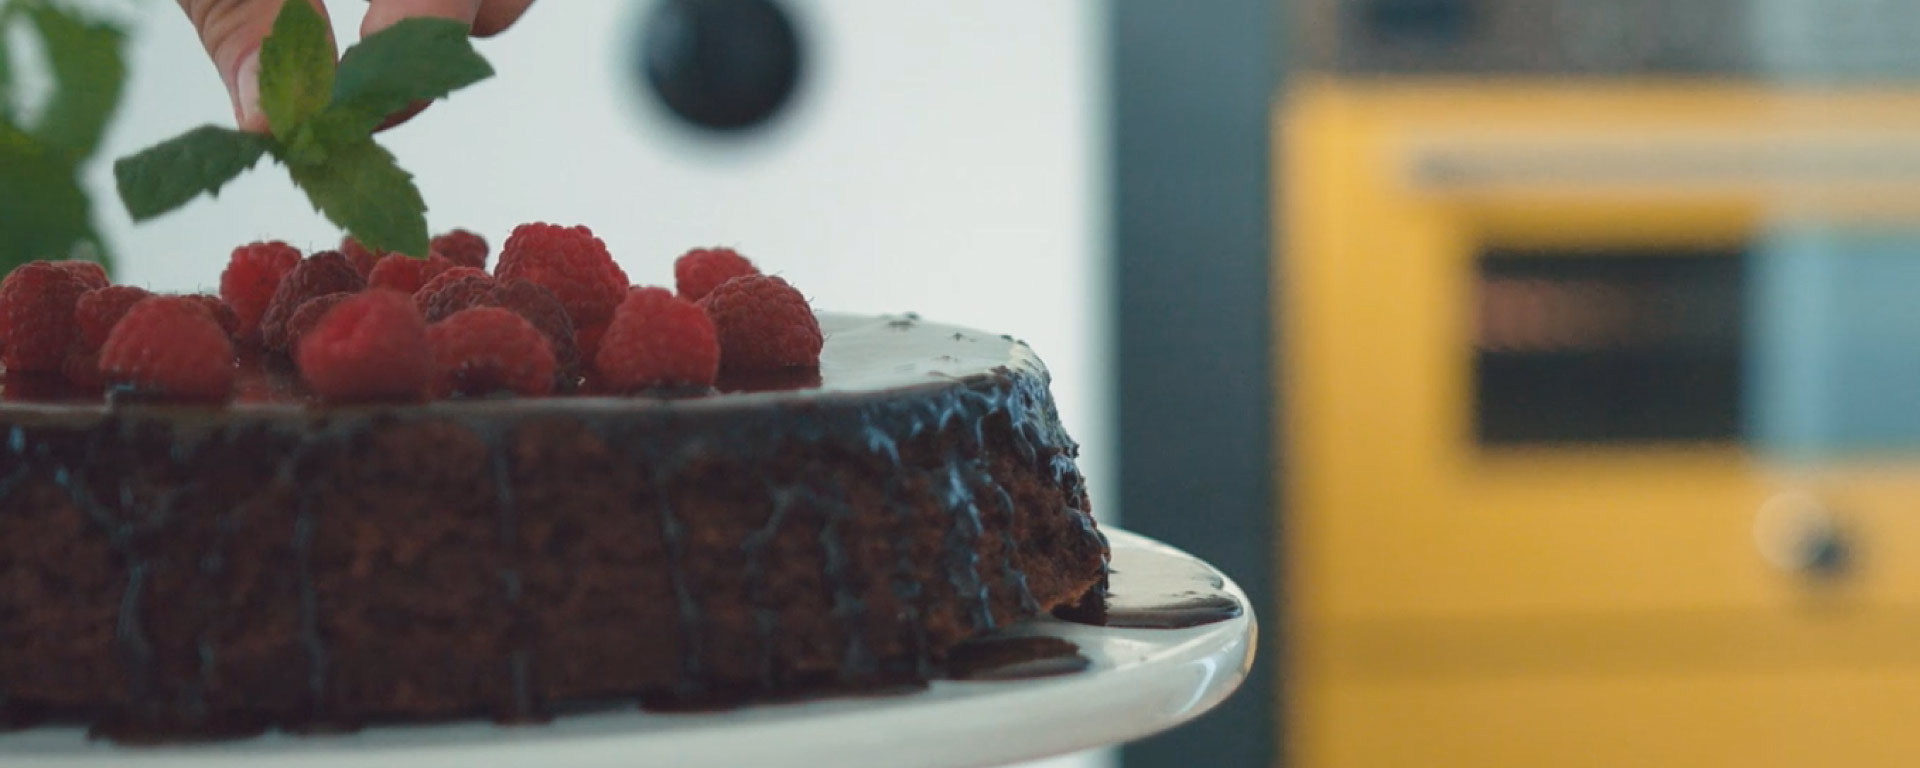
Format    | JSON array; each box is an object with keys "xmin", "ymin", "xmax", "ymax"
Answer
[
  {"xmin": 359, "ymin": 0, "xmax": 484, "ymax": 37},
  {"xmin": 178, "ymin": 0, "xmax": 335, "ymax": 133}
]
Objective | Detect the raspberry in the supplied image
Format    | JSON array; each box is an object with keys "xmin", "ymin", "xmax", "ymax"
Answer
[
  {"xmin": 674, "ymin": 247, "xmax": 759, "ymax": 302},
  {"xmin": 482, "ymin": 279, "xmax": 581, "ymax": 371},
  {"xmin": 413, "ymin": 267, "xmax": 491, "ymax": 313},
  {"xmin": 367, "ymin": 252, "xmax": 455, "ymax": 294},
  {"xmin": 185, "ymin": 294, "xmax": 241, "ymax": 339},
  {"xmin": 431, "ymin": 229, "xmax": 489, "ymax": 270},
  {"xmin": 74, "ymin": 285, "xmax": 155, "ymax": 351},
  {"xmin": 427, "ymin": 306, "xmax": 557, "ymax": 397},
  {"xmin": 698, "ymin": 275, "xmax": 823, "ymax": 372},
  {"xmin": 596, "ymin": 287, "xmax": 719, "ymax": 389},
  {"xmin": 281, "ymin": 292, "xmax": 354, "ymax": 353},
  {"xmin": 53, "ymin": 260, "xmax": 109, "ymax": 290},
  {"xmin": 418, "ymin": 272, "xmax": 498, "ymax": 320},
  {"xmin": 260, "ymin": 251, "xmax": 365, "ymax": 352},
  {"xmin": 424, "ymin": 277, "xmax": 580, "ymax": 372},
  {"xmin": 61, "ymin": 347, "xmax": 103, "ymax": 390},
  {"xmin": 0, "ymin": 262, "xmax": 92, "ymax": 372},
  {"xmin": 494, "ymin": 223, "xmax": 629, "ymax": 332},
  {"xmin": 220, "ymin": 240, "xmax": 302, "ymax": 340},
  {"xmin": 98, "ymin": 296, "xmax": 236, "ymax": 401},
  {"xmin": 340, "ymin": 237, "xmax": 384, "ymax": 277},
  {"xmin": 295, "ymin": 290, "xmax": 431, "ymax": 402}
]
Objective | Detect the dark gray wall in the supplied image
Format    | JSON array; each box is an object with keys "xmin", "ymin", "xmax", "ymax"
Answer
[{"xmin": 1112, "ymin": 2, "xmax": 1279, "ymax": 767}]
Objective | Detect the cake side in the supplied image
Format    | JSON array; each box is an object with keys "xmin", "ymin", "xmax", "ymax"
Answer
[{"xmin": 0, "ymin": 315, "xmax": 1106, "ymax": 737}]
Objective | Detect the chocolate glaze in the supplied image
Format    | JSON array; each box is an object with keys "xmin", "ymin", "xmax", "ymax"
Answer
[
  {"xmin": 944, "ymin": 635, "xmax": 1090, "ymax": 681},
  {"xmin": 1053, "ymin": 538, "xmax": 1242, "ymax": 630},
  {"xmin": 0, "ymin": 313, "xmax": 1108, "ymax": 740}
]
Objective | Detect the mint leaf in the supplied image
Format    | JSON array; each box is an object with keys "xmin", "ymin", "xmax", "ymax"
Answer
[
  {"xmin": 287, "ymin": 138, "xmax": 427, "ymax": 256},
  {"xmin": 0, "ymin": 118, "xmax": 91, "ymax": 276},
  {"xmin": 0, "ymin": 7, "xmax": 15, "ymax": 125},
  {"xmin": 22, "ymin": 1, "xmax": 126, "ymax": 159},
  {"xmin": 257, "ymin": 0, "xmax": 333, "ymax": 141},
  {"xmin": 331, "ymin": 17, "xmax": 491, "ymax": 132},
  {"xmin": 113, "ymin": 125, "xmax": 272, "ymax": 221}
]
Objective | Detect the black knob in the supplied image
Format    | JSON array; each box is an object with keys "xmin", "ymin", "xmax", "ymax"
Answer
[
  {"xmin": 638, "ymin": 0, "xmax": 804, "ymax": 133},
  {"xmin": 1797, "ymin": 527, "xmax": 1853, "ymax": 580}
]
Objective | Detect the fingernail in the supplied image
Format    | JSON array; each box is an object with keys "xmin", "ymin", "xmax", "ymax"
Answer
[{"xmin": 231, "ymin": 50, "xmax": 263, "ymax": 130}]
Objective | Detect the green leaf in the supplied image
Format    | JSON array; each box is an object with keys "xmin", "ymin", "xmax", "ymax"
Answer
[
  {"xmin": 113, "ymin": 124, "xmax": 273, "ymax": 221},
  {"xmin": 287, "ymin": 138, "xmax": 427, "ymax": 256},
  {"xmin": 0, "ymin": 6, "xmax": 15, "ymax": 125},
  {"xmin": 330, "ymin": 17, "xmax": 491, "ymax": 132},
  {"xmin": 22, "ymin": 1, "xmax": 126, "ymax": 160},
  {"xmin": 257, "ymin": 0, "xmax": 333, "ymax": 141},
  {"xmin": 0, "ymin": 117, "xmax": 91, "ymax": 277}
]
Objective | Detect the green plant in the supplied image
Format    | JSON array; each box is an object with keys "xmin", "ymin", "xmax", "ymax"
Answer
[
  {"xmin": 0, "ymin": 0, "xmax": 128, "ymax": 277},
  {"xmin": 114, "ymin": 0, "xmax": 493, "ymax": 257}
]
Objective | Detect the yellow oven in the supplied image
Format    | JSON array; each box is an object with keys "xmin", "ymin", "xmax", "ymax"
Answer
[{"xmin": 1280, "ymin": 79, "xmax": 1920, "ymax": 767}]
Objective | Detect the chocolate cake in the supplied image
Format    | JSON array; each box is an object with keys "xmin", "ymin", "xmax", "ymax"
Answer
[{"xmin": 0, "ymin": 313, "xmax": 1107, "ymax": 739}]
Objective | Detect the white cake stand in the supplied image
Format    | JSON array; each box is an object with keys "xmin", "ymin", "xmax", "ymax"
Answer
[{"xmin": 0, "ymin": 529, "xmax": 1255, "ymax": 768}]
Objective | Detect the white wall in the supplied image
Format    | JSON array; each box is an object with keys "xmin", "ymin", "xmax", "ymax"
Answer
[{"xmin": 86, "ymin": 2, "xmax": 1112, "ymax": 766}]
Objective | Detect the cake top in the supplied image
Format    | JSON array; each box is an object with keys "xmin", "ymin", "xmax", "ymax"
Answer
[{"xmin": 0, "ymin": 312, "xmax": 1045, "ymax": 417}]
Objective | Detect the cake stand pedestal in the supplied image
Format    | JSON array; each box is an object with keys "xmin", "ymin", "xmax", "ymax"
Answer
[{"xmin": 1, "ymin": 530, "xmax": 1255, "ymax": 768}]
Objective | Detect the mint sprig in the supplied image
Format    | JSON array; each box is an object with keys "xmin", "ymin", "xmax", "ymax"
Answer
[
  {"xmin": 113, "ymin": 0, "xmax": 494, "ymax": 257},
  {"xmin": 256, "ymin": 0, "xmax": 334, "ymax": 141},
  {"xmin": 0, "ymin": 0, "xmax": 126, "ymax": 277}
]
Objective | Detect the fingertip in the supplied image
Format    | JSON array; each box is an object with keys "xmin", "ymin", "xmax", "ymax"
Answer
[
  {"xmin": 360, "ymin": 0, "xmax": 484, "ymax": 38},
  {"xmin": 472, "ymin": 0, "xmax": 535, "ymax": 37},
  {"xmin": 230, "ymin": 48, "xmax": 272, "ymax": 134},
  {"xmin": 372, "ymin": 102, "xmax": 431, "ymax": 133}
]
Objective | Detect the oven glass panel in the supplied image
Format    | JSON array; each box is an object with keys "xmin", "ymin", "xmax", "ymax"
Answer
[{"xmin": 1474, "ymin": 248, "xmax": 1747, "ymax": 444}]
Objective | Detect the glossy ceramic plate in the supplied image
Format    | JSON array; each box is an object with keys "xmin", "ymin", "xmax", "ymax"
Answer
[{"xmin": 0, "ymin": 529, "xmax": 1254, "ymax": 768}]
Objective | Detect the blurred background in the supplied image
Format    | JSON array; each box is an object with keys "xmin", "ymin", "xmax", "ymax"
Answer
[{"xmin": 23, "ymin": 0, "xmax": 1920, "ymax": 765}]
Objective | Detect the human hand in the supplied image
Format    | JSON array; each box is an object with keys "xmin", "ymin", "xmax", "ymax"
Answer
[{"xmin": 178, "ymin": 0, "xmax": 534, "ymax": 133}]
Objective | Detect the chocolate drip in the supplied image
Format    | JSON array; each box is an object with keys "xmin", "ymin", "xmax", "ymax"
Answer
[
  {"xmin": 1053, "ymin": 539, "xmax": 1240, "ymax": 630},
  {"xmin": 945, "ymin": 635, "xmax": 1089, "ymax": 681},
  {"xmin": 488, "ymin": 443, "xmax": 534, "ymax": 720},
  {"xmin": 284, "ymin": 444, "xmax": 327, "ymax": 720},
  {"xmin": 939, "ymin": 463, "xmax": 994, "ymax": 633},
  {"xmin": 56, "ymin": 438, "xmax": 157, "ymax": 727},
  {"xmin": 815, "ymin": 482, "xmax": 874, "ymax": 682},
  {"xmin": 745, "ymin": 483, "xmax": 798, "ymax": 691},
  {"xmin": 651, "ymin": 462, "xmax": 704, "ymax": 694}
]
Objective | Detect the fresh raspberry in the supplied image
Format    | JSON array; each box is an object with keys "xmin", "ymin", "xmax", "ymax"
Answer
[
  {"xmin": 61, "ymin": 347, "xmax": 103, "ymax": 390},
  {"xmin": 53, "ymin": 260, "xmax": 109, "ymax": 290},
  {"xmin": 413, "ymin": 267, "xmax": 491, "ymax": 313},
  {"xmin": 697, "ymin": 275, "xmax": 823, "ymax": 372},
  {"xmin": 431, "ymin": 229, "xmax": 489, "ymax": 270},
  {"xmin": 294, "ymin": 290, "xmax": 431, "ymax": 402},
  {"xmin": 494, "ymin": 223, "xmax": 629, "ymax": 333},
  {"xmin": 674, "ymin": 247, "xmax": 759, "ymax": 302},
  {"xmin": 220, "ymin": 240, "xmax": 302, "ymax": 340},
  {"xmin": 367, "ymin": 252, "xmax": 455, "ymax": 295},
  {"xmin": 260, "ymin": 251, "xmax": 366, "ymax": 352},
  {"xmin": 596, "ymin": 287, "xmax": 719, "ymax": 390},
  {"xmin": 74, "ymin": 285, "xmax": 155, "ymax": 351},
  {"xmin": 185, "ymin": 294, "xmax": 241, "ymax": 339},
  {"xmin": 0, "ymin": 262, "xmax": 92, "ymax": 372},
  {"xmin": 98, "ymin": 296, "xmax": 236, "ymax": 402},
  {"xmin": 418, "ymin": 272, "xmax": 498, "ymax": 320},
  {"xmin": 426, "ymin": 306, "xmax": 557, "ymax": 397},
  {"xmin": 281, "ymin": 292, "xmax": 354, "ymax": 353},
  {"xmin": 481, "ymin": 279, "xmax": 581, "ymax": 371},
  {"xmin": 340, "ymin": 237, "xmax": 384, "ymax": 277},
  {"xmin": 424, "ymin": 277, "xmax": 580, "ymax": 372}
]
